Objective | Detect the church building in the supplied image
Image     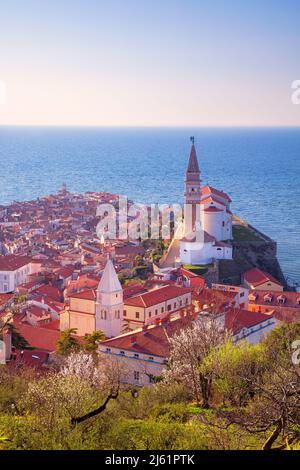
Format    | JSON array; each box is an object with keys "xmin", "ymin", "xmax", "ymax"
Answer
[
  {"xmin": 95, "ymin": 257, "xmax": 124, "ymax": 338},
  {"xmin": 180, "ymin": 138, "xmax": 233, "ymax": 265},
  {"xmin": 60, "ymin": 258, "xmax": 124, "ymax": 338},
  {"xmin": 61, "ymin": 258, "xmax": 192, "ymax": 338}
]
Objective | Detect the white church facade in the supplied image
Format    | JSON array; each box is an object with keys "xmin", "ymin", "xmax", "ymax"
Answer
[{"xmin": 179, "ymin": 139, "xmax": 233, "ymax": 266}]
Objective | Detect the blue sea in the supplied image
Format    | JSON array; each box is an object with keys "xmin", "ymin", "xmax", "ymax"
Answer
[{"xmin": 0, "ymin": 126, "xmax": 299, "ymax": 286}]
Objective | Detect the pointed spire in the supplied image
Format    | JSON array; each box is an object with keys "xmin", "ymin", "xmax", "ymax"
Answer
[
  {"xmin": 97, "ymin": 258, "xmax": 122, "ymax": 293},
  {"xmin": 187, "ymin": 138, "xmax": 200, "ymax": 174}
]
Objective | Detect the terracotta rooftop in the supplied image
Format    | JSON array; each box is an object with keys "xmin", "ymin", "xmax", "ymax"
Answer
[
  {"xmin": 243, "ymin": 268, "xmax": 283, "ymax": 288},
  {"xmin": 9, "ymin": 349, "xmax": 50, "ymax": 370},
  {"xmin": 14, "ymin": 321, "xmax": 60, "ymax": 352},
  {"xmin": 0, "ymin": 293, "xmax": 14, "ymax": 306},
  {"xmin": 123, "ymin": 284, "xmax": 147, "ymax": 300},
  {"xmin": 69, "ymin": 288, "xmax": 97, "ymax": 301},
  {"xmin": 173, "ymin": 267, "xmax": 199, "ymax": 279},
  {"xmin": 33, "ymin": 285, "xmax": 62, "ymax": 302},
  {"xmin": 124, "ymin": 285, "xmax": 192, "ymax": 308},
  {"xmin": 0, "ymin": 255, "xmax": 32, "ymax": 271},
  {"xmin": 249, "ymin": 289, "xmax": 300, "ymax": 310},
  {"xmin": 102, "ymin": 316, "xmax": 193, "ymax": 358},
  {"xmin": 102, "ymin": 307, "xmax": 273, "ymax": 358},
  {"xmin": 201, "ymin": 185, "xmax": 232, "ymax": 203},
  {"xmin": 26, "ymin": 305, "xmax": 51, "ymax": 319},
  {"xmin": 225, "ymin": 308, "xmax": 274, "ymax": 335},
  {"xmin": 189, "ymin": 276, "xmax": 206, "ymax": 290}
]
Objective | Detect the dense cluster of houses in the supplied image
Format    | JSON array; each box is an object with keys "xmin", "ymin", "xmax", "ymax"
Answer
[
  {"xmin": 0, "ymin": 235, "xmax": 298, "ymax": 384},
  {"xmin": 0, "ymin": 146, "xmax": 299, "ymax": 384}
]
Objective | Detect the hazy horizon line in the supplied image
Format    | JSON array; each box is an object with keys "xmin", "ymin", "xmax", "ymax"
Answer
[{"xmin": 1, "ymin": 124, "xmax": 300, "ymax": 129}]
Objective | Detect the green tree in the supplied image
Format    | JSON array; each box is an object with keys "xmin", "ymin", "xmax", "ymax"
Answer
[
  {"xmin": 203, "ymin": 339, "xmax": 266, "ymax": 406},
  {"xmin": 0, "ymin": 321, "xmax": 30, "ymax": 350},
  {"xmin": 118, "ymin": 273, "xmax": 126, "ymax": 285},
  {"xmin": 134, "ymin": 255, "xmax": 143, "ymax": 267},
  {"xmin": 164, "ymin": 319, "xmax": 227, "ymax": 407},
  {"xmin": 13, "ymin": 294, "xmax": 28, "ymax": 304},
  {"xmin": 10, "ymin": 324, "xmax": 31, "ymax": 350},
  {"xmin": 204, "ymin": 323, "xmax": 300, "ymax": 450},
  {"xmin": 262, "ymin": 322, "xmax": 300, "ymax": 362},
  {"xmin": 83, "ymin": 330, "xmax": 105, "ymax": 353},
  {"xmin": 56, "ymin": 328, "xmax": 80, "ymax": 356}
]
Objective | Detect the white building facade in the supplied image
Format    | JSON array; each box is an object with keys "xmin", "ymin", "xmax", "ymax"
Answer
[
  {"xmin": 99, "ymin": 310, "xmax": 277, "ymax": 387},
  {"xmin": 96, "ymin": 258, "xmax": 124, "ymax": 338},
  {"xmin": 179, "ymin": 141, "xmax": 233, "ymax": 266},
  {"xmin": 0, "ymin": 256, "xmax": 33, "ymax": 293}
]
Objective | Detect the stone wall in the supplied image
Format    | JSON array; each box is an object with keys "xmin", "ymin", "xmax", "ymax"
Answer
[{"xmin": 218, "ymin": 239, "xmax": 287, "ymax": 287}]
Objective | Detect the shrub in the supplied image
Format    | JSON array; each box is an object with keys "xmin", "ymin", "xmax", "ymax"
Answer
[{"xmin": 150, "ymin": 403, "xmax": 190, "ymax": 423}]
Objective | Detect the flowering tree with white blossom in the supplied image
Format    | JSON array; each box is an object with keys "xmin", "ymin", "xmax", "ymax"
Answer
[
  {"xmin": 163, "ymin": 317, "xmax": 228, "ymax": 408},
  {"xmin": 24, "ymin": 351, "xmax": 129, "ymax": 428}
]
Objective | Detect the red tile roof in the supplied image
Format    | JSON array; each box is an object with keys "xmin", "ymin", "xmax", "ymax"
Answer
[
  {"xmin": 69, "ymin": 288, "xmax": 97, "ymax": 301},
  {"xmin": 103, "ymin": 316, "xmax": 193, "ymax": 358},
  {"xmin": 0, "ymin": 293, "xmax": 14, "ymax": 306},
  {"xmin": 189, "ymin": 276, "xmax": 206, "ymax": 290},
  {"xmin": 0, "ymin": 255, "xmax": 32, "ymax": 271},
  {"xmin": 33, "ymin": 296, "xmax": 64, "ymax": 313},
  {"xmin": 54, "ymin": 267, "xmax": 74, "ymax": 278},
  {"xmin": 40, "ymin": 319, "xmax": 60, "ymax": 330},
  {"xmin": 115, "ymin": 245, "xmax": 145, "ymax": 256},
  {"xmin": 26, "ymin": 306, "xmax": 51, "ymax": 319},
  {"xmin": 195, "ymin": 287, "xmax": 236, "ymax": 311},
  {"xmin": 202, "ymin": 185, "xmax": 232, "ymax": 203},
  {"xmin": 243, "ymin": 268, "xmax": 283, "ymax": 288},
  {"xmin": 33, "ymin": 285, "xmax": 62, "ymax": 302},
  {"xmin": 17, "ymin": 280, "xmax": 44, "ymax": 291},
  {"xmin": 14, "ymin": 321, "xmax": 60, "ymax": 352},
  {"xmin": 225, "ymin": 308, "xmax": 273, "ymax": 335},
  {"xmin": 9, "ymin": 349, "xmax": 49, "ymax": 370},
  {"xmin": 273, "ymin": 309, "xmax": 300, "ymax": 323},
  {"xmin": 174, "ymin": 267, "xmax": 198, "ymax": 279},
  {"xmin": 248, "ymin": 289, "xmax": 300, "ymax": 314},
  {"xmin": 124, "ymin": 285, "xmax": 192, "ymax": 308},
  {"xmin": 123, "ymin": 284, "xmax": 147, "ymax": 300},
  {"xmin": 103, "ymin": 307, "xmax": 272, "ymax": 358},
  {"xmin": 200, "ymin": 196, "xmax": 219, "ymax": 205},
  {"xmin": 204, "ymin": 207, "xmax": 223, "ymax": 213},
  {"xmin": 173, "ymin": 268, "xmax": 206, "ymax": 290},
  {"xmin": 66, "ymin": 274, "xmax": 99, "ymax": 295}
]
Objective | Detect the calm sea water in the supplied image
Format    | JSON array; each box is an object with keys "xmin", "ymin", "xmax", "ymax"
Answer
[{"xmin": 0, "ymin": 126, "xmax": 299, "ymax": 286}]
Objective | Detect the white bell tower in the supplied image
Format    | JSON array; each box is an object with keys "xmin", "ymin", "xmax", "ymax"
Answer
[
  {"xmin": 96, "ymin": 258, "xmax": 124, "ymax": 338},
  {"xmin": 184, "ymin": 137, "xmax": 202, "ymax": 236}
]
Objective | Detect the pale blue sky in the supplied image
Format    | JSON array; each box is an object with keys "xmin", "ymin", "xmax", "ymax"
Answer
[{"xmin": 0, "ymin": 0, "xmax": 300, "ymax": 126}]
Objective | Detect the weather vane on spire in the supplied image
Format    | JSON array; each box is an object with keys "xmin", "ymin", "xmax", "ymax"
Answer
[{"xmin": 190, "ymin": 136, "xmax": 195, "ymax": 145}]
